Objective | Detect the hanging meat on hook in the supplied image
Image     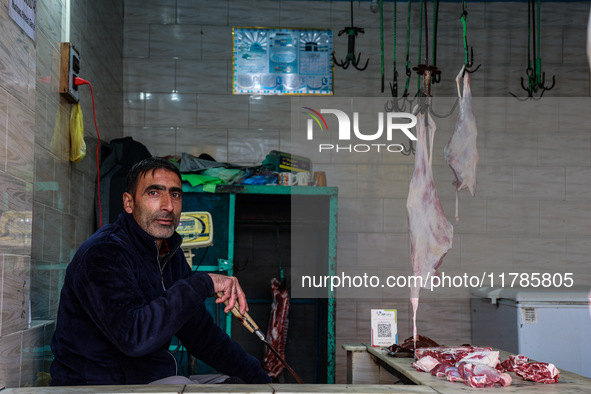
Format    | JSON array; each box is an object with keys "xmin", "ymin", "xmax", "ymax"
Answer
[
  {"xmin": 263, "ymin": 278, "xmax": 290, "ymax": 379},
  {"xmin": 407, "ymin": 106, "xmax": 454, "ymax": 344},
  {"xmin": 444, "ymin": 66, "xmax": 479, "ymax": 222}
]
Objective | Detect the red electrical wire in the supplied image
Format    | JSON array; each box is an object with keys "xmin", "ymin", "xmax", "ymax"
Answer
[{"xmin": 74, "ymin": 77, "xmax": 102, "ymax": 228}]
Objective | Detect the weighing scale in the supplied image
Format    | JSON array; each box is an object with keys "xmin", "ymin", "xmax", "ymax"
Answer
[{"xmin": 177, "ymin": 211, "xmax": 213, "ymax": 267}]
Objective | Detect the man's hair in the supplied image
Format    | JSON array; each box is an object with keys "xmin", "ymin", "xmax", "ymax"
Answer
[{"xmin": 126, "ymin": 157, "xmax": 182, "ymax": 197}]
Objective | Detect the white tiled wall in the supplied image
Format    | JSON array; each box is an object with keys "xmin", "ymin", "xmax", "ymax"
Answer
[
  {"xmin": 0, "ymin": 0, "xmax": 124, "ymax": 387},
  {"xmin": 122, "ymin": 0, "xmax": 591, "ymax": 384}
]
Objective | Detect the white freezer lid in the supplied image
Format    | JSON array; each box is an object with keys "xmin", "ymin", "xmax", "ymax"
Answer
[{"xmin": 471, "ymin": 286, "xmax": 591, "ymax": 303}]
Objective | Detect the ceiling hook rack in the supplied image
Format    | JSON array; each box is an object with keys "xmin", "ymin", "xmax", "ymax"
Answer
[
  {"xmin": 511, "ymin": 0, "xmax": 555, "ymax": 99},
  {"xmin": 332, "ymin": 0, "xmax": 369, "ymax": 71}
]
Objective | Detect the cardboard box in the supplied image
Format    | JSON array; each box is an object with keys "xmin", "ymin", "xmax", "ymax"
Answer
[{"xmin": 371, "ymin": 309, "xmax": 397, "ymax": 347}]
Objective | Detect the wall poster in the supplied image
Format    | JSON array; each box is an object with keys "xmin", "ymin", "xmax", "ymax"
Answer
[{"xmin": 233, "ymin": 27, "xmax": 333, "ymax": 95}]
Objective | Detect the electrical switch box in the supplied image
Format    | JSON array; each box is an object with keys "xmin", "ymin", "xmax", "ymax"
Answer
[{"xmin": 59, "ymin": 42, "xmax": 80, "ymax": 103}]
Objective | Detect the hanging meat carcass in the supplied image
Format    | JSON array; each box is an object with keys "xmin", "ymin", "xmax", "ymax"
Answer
[
  {"xmin": 407, "ymin": 106, "xmax": 454, "ymax": 341},
  {"xmin": 263, "ymin": 278, "xmax": 290, "ymax": 379},
  {"xmin": 444, "ymin": 67, "xmax": 479, "ymax": 222}
]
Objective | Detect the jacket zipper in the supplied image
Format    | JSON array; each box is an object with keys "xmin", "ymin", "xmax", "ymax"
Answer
[
  {"xmin": 167, "ymin": 350, "xmax": 178, "ymax": 376},
  {"xmin": 156, "ymin": 239, "xmax": 181, "ymax": 291},
  {"xmin": 155, "ymin": 243, "xmax": 167, "ymax": 291}
]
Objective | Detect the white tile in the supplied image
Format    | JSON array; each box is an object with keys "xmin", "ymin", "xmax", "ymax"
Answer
[
  {"xmin": 482, "ymin": 65, "xmax": 524, "ymax": 98},
  {"xmin": 512, "ymin": 236, "xmax": 566, "ymax": 273},
  {"xmin": 177, "ymin": 0, "xmax": 229, "ymax": 25},
  {"xmin": 340, "ymin": 198, "xmax": 383, "ymax": 233},
  {"xmin": 383, "ymin": 198, "xmax": 408, "ymax": 234},
  {"xmin": 445, "ymin": 196, "xmax": 487, "ymax": 234},
  {"xmin": 487, "ymin": 199, "xmax": 539, "ymax": 235},
  {"xmin": 6, "ymin": 100, "xmax": 34, "ymax": 183},
  {"xmin": 513, "ymin": 166, "xmax": 565, "ymax": 200},
  {"xmin": 124, "ymin": 0, "xmax": 176, "ymax": 24},
  {"xmin": 565, "ymin": 237, "xmax": 591, "ymax": 285},
  {"xmin": 176, "ymin": 60, "xmax": 229, "ymax": 94},
  {"xmin": 317, "ymin": 164, "xmax": 357, "ymax": 196},
  {"xmin": 202, "ymin": 26, "xmax": 233, "ymax": 61},
  {"xmin": 123, "ymin": 24, "xmax": 149, "ymax": 58},
  {"xmin": 176, "ymin": 128, "xmax": 228, "ymax": 162},
  {"xmin": 357, "ymin": 232, "xmax": 409, "ymax": 270},
  {"xmin": 566, "ymin": 167, "xmax": 591, "ymax": 200},
  {"xmin": 123, "ymin": 93, "xmax": 145, "ymax": 127},
  {"xmin": 248, "ymin": 95, "xmax": 291, "ymax": 129},
  {"xmin": 150, "ymin": 25, "xmax": 203, "ymax": 59},
  {"xmin": 485, "ymin": 129, "xmax": 537, "ymax": 166},
  {"xmin": 124, "ymin": 58, "xmax": 175, "ymax": 93},
  {"xmin": 505, "ymin": 98, "xmax": 559, "ymax": 135},
  {"xmin": 227, "ymin": 128, "xmax": 279, "ymax": 165},
  {"xmin": 538, "ymin": 132, "xmax": 590, "ymax": 167},
  {"xmin": 198, "ymin": 94, "xmax": 249, "ymax": 128},
  {"xmin": 557, "ymin": 97, "xmax": 591, "ymax": 133},
  {"xmin": 358, "ymin": 164, "xmax": 409, "ymax": 199},
  {"xmin": 145, "ymin": 93, "xmax": 197, "ymax": 127},
  {"xmin": 460, "ymin": 234, "xmax": 513, "ymax": 275},
  {"xmin": 337, "ymin": 233, "xmax": 358, "ymax": 268},
  {"xmin": 540, "ymin": 201, "xmax": 591, "ymax": 236},
  {"xmin": 125, "ymin": 127, "xmax": 176, "ymax": 157},
  {"xmin": 228, "ymin": 0, "xmax": 280, "ymax": 27},
  {"xmin": 279, "ymin": 1, "xmax": 332, "ymax": 28},
  {"xmin": 476, "ymin": 165, "xmax": 513, "ymax": 199}
]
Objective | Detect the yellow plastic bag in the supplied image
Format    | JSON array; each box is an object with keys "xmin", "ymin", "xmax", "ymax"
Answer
[{"xmin": 69, "ymin": 103, "xmax": 86, "ymax": 163}]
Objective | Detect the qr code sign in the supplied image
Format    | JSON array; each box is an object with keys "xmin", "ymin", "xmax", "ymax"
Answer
[
  {"xmin": 371, "ymin": 309, "xmax": 397, "ymax": 346},
  {"xmin": 377, "ymin": 322, "xmax": 392, "ymax": 338}
]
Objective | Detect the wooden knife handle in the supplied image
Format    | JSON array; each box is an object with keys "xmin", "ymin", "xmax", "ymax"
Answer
[{"xmin": 216, "ymin": 292, "xmax": 260, "ymax": 333}]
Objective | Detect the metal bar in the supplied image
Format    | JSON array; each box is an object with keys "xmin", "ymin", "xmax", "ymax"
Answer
[
  {"xmin": 224, "ymin": 192, "xmax": 236, "ymax": 336},
  {"xmin": 326, "ymin": 192, "xmax": 338, "ymax": 384}
]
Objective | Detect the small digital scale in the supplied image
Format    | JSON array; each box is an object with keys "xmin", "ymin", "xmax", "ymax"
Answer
[{"xmin": 177, "ymin": 211, "xmax": 213, "ymax": 266}]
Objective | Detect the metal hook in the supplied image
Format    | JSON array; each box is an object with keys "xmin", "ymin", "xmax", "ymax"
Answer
[
  {"xmin": 538, "ymin": 72, "xmax": 556, "ymax": 91},
  {"xmin": 460, "ymin": 2, "xmax": 480, "ymax": 75},
  {"xmin": 463, "ymin": 47, "xmax": 481, "ymax": 75},
  {"xmin": 332, "ymin": 27, "xmax": 370, "ymax": 71},
  {"xmin": 513, "ymin": 66, "xmax": 554, "ymax": 99}
]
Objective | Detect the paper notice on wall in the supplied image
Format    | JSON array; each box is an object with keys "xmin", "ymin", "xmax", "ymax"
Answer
[
  {"xmin": 371, "ymin": 309, "xmax": 397, "ymax": 347},
  {"xmin": 9, "ymin": 0, "xmax": 36, "ymax": 42}
]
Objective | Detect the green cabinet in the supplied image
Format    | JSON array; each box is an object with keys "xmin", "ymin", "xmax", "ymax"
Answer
[{"xmin": 182, "ymin": 185, "xmax": 338, "ymax": 384}]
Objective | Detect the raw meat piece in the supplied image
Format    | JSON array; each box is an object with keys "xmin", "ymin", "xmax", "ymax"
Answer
[
  {"xmin": 445, "ymin": 367, "xmax": 463, "ymax": 383},
  {"xmin": 513, "ymin": 362, "xmax": 560, "ymax": 384},
  {"xmin": 459, "ymin": 363, "xmax": 512, "ymax": 388},
  {"xmin": 466, "ymin": 374, "xmax": 488, "ymax": 388},
  {"xmin": 444, "ymin": 67, "xmax": 479, "ymax": 222},
  {"xmin": 414, "ymin": 346, "xmax": 493, "ymax": 365},
  {"xmin": 458, "ymin": 350, "xmax": 500, "ymax": 368},
  {"xmin": 412, "ymin": 355, "xmax": 440, "ymax": 373},
  {"xmin": 407, "ymin": 106, "xmax": 454, "ymax": 339},
  {"xmin": 499, "ymin": 354, "xmax": 529, "ymax": 372},
  {"xmin": 387, "ymin": 334, "xmax": 440, "ymax": 356},
  {"xmin": 458, "ymin": 362, "xmax": 474, "ymax": 380},
  {"xmin": 430, "ymin": 362, "xmax": 453, "ymax": 377},
  {"xmin": 498, "ymin": 373, "xmax": 512, "ymax": 387},
  {"xmin": 263, "ymin": 278, "xmax": 290, "ymax": 378},
  {"xmin": 473, "ymin": 364, "xmax": 501, "ymax": 382}
]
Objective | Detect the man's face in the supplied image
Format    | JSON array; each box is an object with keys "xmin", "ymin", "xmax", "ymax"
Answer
[{"xmin": 123, "ymin": 168, "xmax": 183, "ymax": 247}]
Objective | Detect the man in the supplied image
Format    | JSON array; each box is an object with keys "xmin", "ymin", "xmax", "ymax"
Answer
[{"xmin": 50, "ymin": 157, "xmax": 271, "ymax": 385}]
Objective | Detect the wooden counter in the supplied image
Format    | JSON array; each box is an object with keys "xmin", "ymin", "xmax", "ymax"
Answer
[
  {"xmin": 0, "ymin": 383, "xmax": 438, "ymax": 393},
  {"xmin": 344, "ymin": 344, "xmax": 591, "ymax": 393}
]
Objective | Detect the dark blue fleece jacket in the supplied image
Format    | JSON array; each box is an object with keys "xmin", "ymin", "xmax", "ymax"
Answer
[{"xmin": 50, "ymin": 212, "xmax": 270, "ymax": 385}]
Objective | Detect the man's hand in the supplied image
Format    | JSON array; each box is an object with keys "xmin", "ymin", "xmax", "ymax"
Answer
[{"xmin": 208, "ymin": 273, "xmax": 248, "ymax": 315}]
